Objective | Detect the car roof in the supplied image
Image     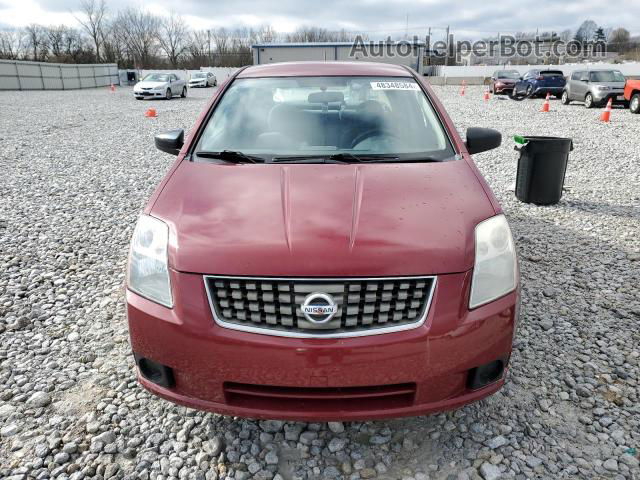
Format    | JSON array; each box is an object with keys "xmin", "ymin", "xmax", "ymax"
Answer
[{"xmin": 237, "ymin": 61, "xmax": 413, "ymax": 78}]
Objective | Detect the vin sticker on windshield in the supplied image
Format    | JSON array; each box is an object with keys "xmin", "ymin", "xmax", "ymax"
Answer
[{"xmin": 370, "ymin": 81, "xmax": 420, "ymax": 91}]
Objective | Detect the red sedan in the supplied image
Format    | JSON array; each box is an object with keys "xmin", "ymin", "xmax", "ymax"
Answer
[
  {"xmin": 126, "ymin": 61, "xmax": 520, "ymax": 421},
  {"xmin": 489, "ymin": 69, "xmax": 521, "ymax": 95}
]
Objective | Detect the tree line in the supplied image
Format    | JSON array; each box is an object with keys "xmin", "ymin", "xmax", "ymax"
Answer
[
  {"xmin": 0, "ymin": 0, "xmax": 361, "ymax": 68},
  {"xmin": 0, "ymin": 4, "xmax": 637, "ymax": 68}
]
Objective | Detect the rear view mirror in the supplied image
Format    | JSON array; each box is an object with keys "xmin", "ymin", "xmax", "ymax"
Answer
[
  {"xmin": 155, "ymin": 129, "xmax": 184, "ymax": 155},
  {"xmin": 465, "ymin": 127, "xmax": 502, "ymax": 155},
  {"xmin": 308, "ymin": 91, "xmax": 344, "ymax": 104}
]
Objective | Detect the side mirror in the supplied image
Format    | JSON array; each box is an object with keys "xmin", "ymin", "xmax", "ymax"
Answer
[
  {"xmin": 155, "ymin": 129, "xmax": 184, "ymax": 155},
  {"xmin": 465, "ymin": 127, "xmax": 502, "ymax": 155}
]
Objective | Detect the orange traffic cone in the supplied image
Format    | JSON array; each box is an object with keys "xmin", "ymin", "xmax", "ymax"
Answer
[
  {"xmin": 600, "ymin": 98, "xmax": 612, "ymax": 123},
  {"xmin": 541, "ymin": 93, "xmax": 550, "ymax": 112},
  {"xmin": 145, "ymin": 108, "xmax": 157, "ymax": 118},
  {"xmin": 110, "ymin": 83, "xmax": 115, "ymax": 92},
  {"xmin": 484, "ymin": 88, "xmax": 490, "ymax": 102},
  {"xmin": 460, "ymin": 80, "xmax": 466, "ymax": 96}
]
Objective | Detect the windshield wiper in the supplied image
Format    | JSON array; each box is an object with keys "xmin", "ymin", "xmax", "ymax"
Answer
[
  {"xmin": 269, "ymin": 153, "xmax": 449, "ymax": 164},
  {"xmin": 271, "ymin": 153, "xmax": 399, "ymax": 163},
  {"xmin": 194, "ymin": 150, "xmax": 266, "ymax": 164}
]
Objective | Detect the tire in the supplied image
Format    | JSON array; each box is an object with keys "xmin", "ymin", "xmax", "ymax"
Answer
[
  {"xmin": 630, "ymin": 93, "xmax": 640, "ymax": 114},
  {"xmin": 181, "ymin": 87, "xmax": 187, "ymax": 98},
  {"xmin": 526, "ymin": 85, "xmax": 533, "ymax": 97},
  {"xmin": 584, "ymin": 93, "xmax": 594, "ymax": 109},
  {"xmin": 165, "ymin": 88, "xmax": 172, "ymax": 100},
  {"xmin": 214, "ymin": 79, "xmax": 217, "ymax": 87},
  {"xmin": 135, "ymin": 97, "xmax": 143, "ymax": 101},
  {"xmin": 561, "ymin": 91, "xmax": 570, "ymax": 105}
]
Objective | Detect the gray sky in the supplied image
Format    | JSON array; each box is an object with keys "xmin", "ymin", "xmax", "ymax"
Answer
[{"xmin": 0, "ymin": 0, "xmax": 638, "ymax": 39}]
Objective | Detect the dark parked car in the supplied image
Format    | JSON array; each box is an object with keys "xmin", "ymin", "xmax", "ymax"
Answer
[
  {"xmin": 126, "ymin": 61, "xmax": 520, "ymax": 421},
  {"xmin": 513, "ymin": 69, "xmax": 566, "ymax": 98},
  {"xmin": 489, "ymin": 69, "xmax": 520, "ymax": 95}
]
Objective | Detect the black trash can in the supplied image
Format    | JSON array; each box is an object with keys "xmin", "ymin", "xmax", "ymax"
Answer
[{"xmin": 515, "ymin": 136, "xmax": 573, "ymax": 205}]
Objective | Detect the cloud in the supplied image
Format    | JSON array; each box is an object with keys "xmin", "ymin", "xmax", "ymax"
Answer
[{"xmin": 2, "ymin": 0, "xmax": 639, "ymax": 37}]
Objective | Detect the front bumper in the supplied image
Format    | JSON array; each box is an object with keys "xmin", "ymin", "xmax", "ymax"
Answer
[
  {"xmin": 494, "ymin": 83, "xmax": 515, "ymax": 93},
  {"xmin": 189, "ymin": 82, "xmax": 207, "ymax": 88},
  {"xmin": 593, "ymin": 90, "xmax": 626, "ymax": 104},
  {"xmin": 134, "ymin": 90, "xmax": 164, "ymax": 98},
  {"xmin": 127, "ymin": 269, "xmax": 518, "ymax": 420}
]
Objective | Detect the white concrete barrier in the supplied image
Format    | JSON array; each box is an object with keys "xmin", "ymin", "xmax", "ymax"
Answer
[{"xmin": 0, "ymin": 60, "xmax": 119, "ymax": 91}]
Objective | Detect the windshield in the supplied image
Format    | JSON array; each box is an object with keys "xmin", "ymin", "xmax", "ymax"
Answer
[
  {"xmin": 496, "ymin": 70, "xmax": 520, "ymax": 79},
  {"xmin": 192, "ymin": 73, "xmax": 207, "ymax": 78},
  {"xmin": 143, "ymin": 74, "xmax": 170, "ymax": 82},
  {"xmin": 195, "ymin": 76, "xmax": 455, "ymax": 162},
  {"xmin": 590, "ymin": 71, "xmax": 625, "ymax": 83}
]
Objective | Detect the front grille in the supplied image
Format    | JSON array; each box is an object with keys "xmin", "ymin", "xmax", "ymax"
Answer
[
  {"xmin": 204, "ymin": 276, "xmax": 436, "ymax": 337},
  {"xmin": 224, "ymin": 382, "xmax": 416, "ymax": 412}
]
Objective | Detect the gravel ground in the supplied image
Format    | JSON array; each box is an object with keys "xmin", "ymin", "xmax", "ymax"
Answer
[{"xmin": 1, "ymin": 84, "xmax": 639, "ymax": 480}]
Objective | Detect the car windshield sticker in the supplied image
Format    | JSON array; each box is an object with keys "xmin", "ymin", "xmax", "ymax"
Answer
[{"xmin": 370, "ymin": 81, "xmax": 420, "ymax": 91}]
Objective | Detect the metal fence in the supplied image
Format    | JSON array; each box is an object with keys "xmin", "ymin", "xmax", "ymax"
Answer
[{"xmin": 0, "ymin": 60, "xmax": 120, "ymax": 91}]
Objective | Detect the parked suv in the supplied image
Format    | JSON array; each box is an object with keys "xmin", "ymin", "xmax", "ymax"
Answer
[
  {"xmin": 126, "ymin": 62, "xmax": 520, "ymax": 421},
  {"xmin": 561, "ymin": 70, "xmax": 627, "ymax": 108},
  {"xmin": 513, "ymin": 69, "xmax": 566, "ymax": 98}
]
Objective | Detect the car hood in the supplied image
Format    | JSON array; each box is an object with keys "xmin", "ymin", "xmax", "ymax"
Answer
[
  {"xmin": 151, "ymin": 160, "xmax": 496, "ymax": 276},
  {"xmin": 136, "ymin": 81, "xmax": 167, "ymax": 89},
  {"xmin": 190, "ymin": 77, "xmax": 207, "ymax": 82},
  {"xmin": 496, "ymin": 79, "xmax": 517, "ymax": 84}
]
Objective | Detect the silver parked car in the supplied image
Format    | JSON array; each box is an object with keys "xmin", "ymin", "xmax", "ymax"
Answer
[
  {"xmin": 133, "ymin": 73, "xmax": 187, "ymax": 100},
  {"xmin": 561, "ymin": 70, "xmax": 627, "ymax": 108},
  {"xmin": 189, "ymin": 71, "xmax": 217, "ymax": 88}
]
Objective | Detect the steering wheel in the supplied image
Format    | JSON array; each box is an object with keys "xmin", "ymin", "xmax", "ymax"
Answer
[{"xmin": 350, "ymin": 129, "xmax": 401, "ymax": 149}]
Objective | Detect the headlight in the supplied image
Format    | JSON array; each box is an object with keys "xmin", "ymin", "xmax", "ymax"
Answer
[
  {"xmin": 469, "ymin": 215, "xmax": 517, "ymax": 309},
  {"xmin": 128, "ymin": 215, "xmax": 173, "ymax": 307},
  {"xmin": 597, "ymin": 86, "xmax": 610, "ymax": 91}
]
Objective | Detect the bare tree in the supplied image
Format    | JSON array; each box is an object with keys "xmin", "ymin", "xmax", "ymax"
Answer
[
  {"xmin": 46, "ymin": 25, "xmax": 68, "ymax": 59},
  {"xmin": 212, "ymin": 28, "xmax": 229, "ymax": 56},
  {"xmin": 115, "ymin": 7, "xmax": 161, "ymax": 68},
  {"xmin": 609, "ymin": 27, "xmax": 631, "ymax": 52},
  {"xmin": 158, "ymin": 12, "xmax": 188, "ymax": 68},
  {"xmin": 75, "ymin": 0, "xmax": 107, "ymax": 62},
  {"xmin": 255, "ymin": 25, "xmax": 278, "ymax": 44},
  {"xmin": 574, "ymin": 20, "xmax": 598, "ymax": 42},
  {"xmin": 286, "ymin": 26, "xmax": 331, "ymax": 43},
  {"xmin": 101, "ymin": 21, "xmax": 126, "ymax": 65},
  {"xmin": 25, "ymin": 24, "xmax": 48, "ymax": 60},
  {"xmin": 186, "ymin": 30, "xmax": 209, "ymax": 67},
  {"xmin": 559, "ymin": 29, "xmax": 573, "ymax": 42},
  {"xmin": 0, "ymin": 29, "xmax": 26, "ymax": 59},
  {"xmin": 285, "ymin": 26, "xmax": 361, "ymax": 43}
]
